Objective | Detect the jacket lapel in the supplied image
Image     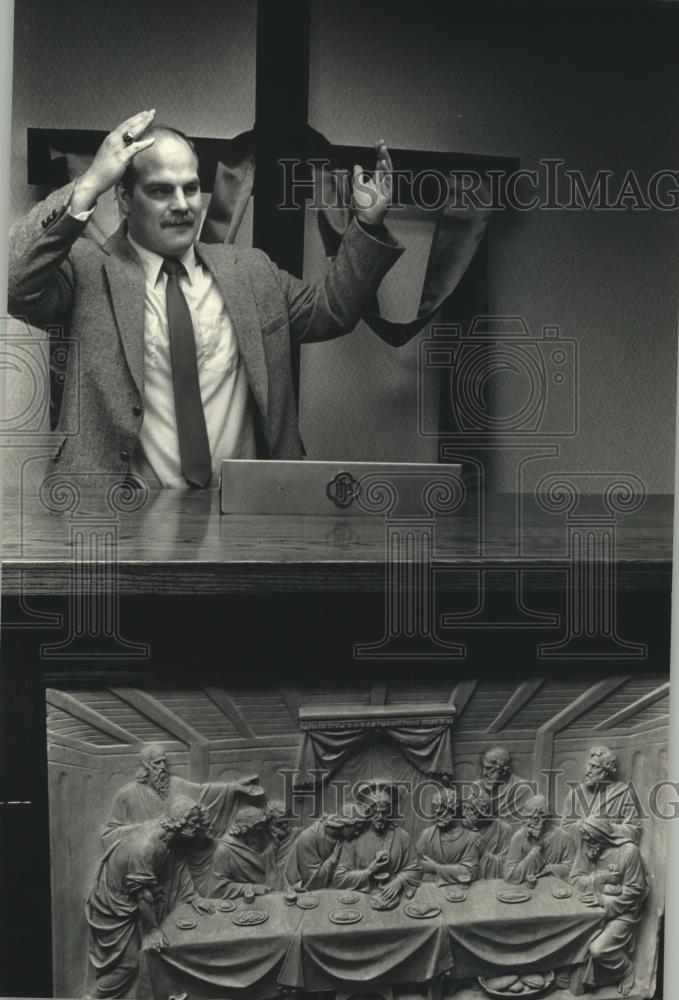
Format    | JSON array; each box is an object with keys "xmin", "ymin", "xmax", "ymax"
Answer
[
  {"xmin": 196, "ymin": 242, "xmax": 269, "ymax": 418},
  {"xmin": 102, "ymin": 226, "xmax": 146, "ymax": 396},
  {"xmin": 100, "ymin": 231, "xmax": 270, "ymax": 417}
]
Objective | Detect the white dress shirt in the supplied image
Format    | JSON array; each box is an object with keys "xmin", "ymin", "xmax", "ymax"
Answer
[{"xmin": 126, "ymin": 234, "xmax": 256, "ymax": 488}]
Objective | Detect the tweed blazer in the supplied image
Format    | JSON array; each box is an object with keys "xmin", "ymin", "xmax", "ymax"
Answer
[{"xmin": 8, "ymin": 184, "xmax": 403, "ymax": 481}]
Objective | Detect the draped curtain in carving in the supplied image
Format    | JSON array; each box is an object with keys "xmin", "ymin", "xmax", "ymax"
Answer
[{"xmin": 295, "ymin": 721, "xmax": 454, "ymax": 787}]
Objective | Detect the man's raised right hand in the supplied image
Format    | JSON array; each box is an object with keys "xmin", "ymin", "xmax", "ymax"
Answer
[
  {"xmin": 369, "ymin": 853, "xmax": 390, "ymax": 874},
  {"xmin": 71, "ymin": 109, "xmax": 157, "ymax": 213}
]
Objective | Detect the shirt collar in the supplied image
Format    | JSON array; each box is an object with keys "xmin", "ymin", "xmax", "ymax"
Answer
[{"xmin": 126, "ymin": 232, "xmax": 200, "ymax": 287}]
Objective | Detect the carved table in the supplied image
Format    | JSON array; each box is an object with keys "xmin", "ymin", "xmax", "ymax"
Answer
[
  {"xmin": 0, "ymin": 485, "xmax": 670, "ymax": 998},
  {"xmin": 141, "ymin": 881, "xmax": 604, "ymax": 999}
]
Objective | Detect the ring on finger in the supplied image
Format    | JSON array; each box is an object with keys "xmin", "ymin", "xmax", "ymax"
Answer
[{"xmin": 122, "ymin": 131, "xmax": 134, "ymax": 146}]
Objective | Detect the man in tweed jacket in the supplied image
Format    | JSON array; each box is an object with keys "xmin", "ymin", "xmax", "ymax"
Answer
[{"xmin": 8, "ymin": 109, "xmax": 402, "ymax": 486}]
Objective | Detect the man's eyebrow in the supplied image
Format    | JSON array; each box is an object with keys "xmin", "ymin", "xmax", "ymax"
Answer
[{"xmin": 142, "ymin": 178, "xmax": 200, "ymax": 189}]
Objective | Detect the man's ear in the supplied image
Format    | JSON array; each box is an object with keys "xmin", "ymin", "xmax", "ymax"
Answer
[{"xmin": 116, "ymin": 182, "xmax": 130, "ymax": 218}]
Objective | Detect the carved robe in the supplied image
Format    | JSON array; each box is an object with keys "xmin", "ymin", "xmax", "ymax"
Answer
[
  {"xmin": 476, "ymin": 819, "xmax": 513, "ymax": 879},
  {"xmin": 335, "ymin": 826, "xmax": 423, "ymax": 896},
  {"xmin": 570, "ymin": 833, "xmax": 647, "ymax": 988},
  {"xmin": 285, "ymin": 820, "xmax": 343, "ymax": 890},
  {"xmin": 208, "ymin": 834, "xmax": 269, "ymax": 898},
  {"xmin": 480, "ymin": 776, "xmax": 534, "ymax": 823},
  {"xmin": 102, "ymin": 775, "xmax": 259, "ymax": 894},
  {"xmin": 102, "ymin": 775, "xmax": 251, "ymax": 844},
  {"xmin": 416, "ymin": 824, "xmax": 480, "ymax": 885},
  {"xmin": 503, "ymin": 825, "xmax": 575, "ymax": 884},
  {"xmin": 264, "ymin": 830, "xmax": 299, "ymax": 891},
  {"xmin": 560, "ymin": 781, "xmax": 642, "ymax": 845},
  {"xmin": 86, "ymin": 823, "xmax": 196, "ymax": 999}
]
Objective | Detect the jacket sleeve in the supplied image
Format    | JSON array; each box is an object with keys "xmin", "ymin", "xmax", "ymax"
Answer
[
  {"xmin": 265, "ymin": 218, "xmax": 404, "ymax": 345},
  {"xmin": 8, "ymin": 182, "xmax": 88, "ymax": 327}
]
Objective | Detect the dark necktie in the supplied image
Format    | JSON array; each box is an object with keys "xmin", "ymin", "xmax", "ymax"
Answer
[{"xmin": 162, "ymin": 257, "xmax": 212, "ymax": 488}]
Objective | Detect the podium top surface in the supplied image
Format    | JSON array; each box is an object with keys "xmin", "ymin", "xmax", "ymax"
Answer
[{"xmin": 1, "ymin": 487, "xmax": 672, "ymax": 596}]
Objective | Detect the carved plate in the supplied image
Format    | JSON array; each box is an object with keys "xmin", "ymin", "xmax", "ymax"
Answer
[
  {"xmin": 338, "ymin": 892, "xmax": 361, "ymax": 905},
  {"xmin": 232, "ymin": 909, "xmax": 269, "ymax": 926},
  {"xmin": 175, "ymin": 917, "xmax": 197, "ymax": 930},
  {"xmin": 217, "ymin": 901, "xmax": 237, "ymax": 912},
  {"xmin": 404, "ymin": 903, "xmax": 442, "ymax": 919},
  {"xmin": 551, "ymin": 886, "xmax": 573, "ymax": 899},
  {"xmin": 369, "ymin": 891, "xmax": 400, "ymax": 911},
  {"xmin": 444, "ymin": 888, "xmax": 467, "ymax": 902},
  {"xmin": 329, "ymin": 908, "xmax": 363, "ymax": 925},
  {"xmin": 496, "ymin": 889, "xmax": 532, "ymax": 904},
  {"xmin": 478, "ymin": 971, "xmax": 555, "ymax": 998},
  {"xmin": 297, "ymin": 895, "xmax": 320, "ymax": 909}
]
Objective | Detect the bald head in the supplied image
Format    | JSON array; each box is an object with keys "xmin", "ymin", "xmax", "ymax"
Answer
[
  {"xmin": 117, "ymin": 126, "xmax": 202, "ymax": 257},
  {"xmin": 484, "ymin": 746, "xmax": 510, "ymax": 768},
  {"xmin": 119, "ymin": 126, "xmax": 198, "ymax": 193},
  {"xmin": 140, "ymin": 743, "xmax": 166, "ymax": 767},
  {"xmin": 137, "ymin": 744, "xmax": 169, "ymax": 796}
]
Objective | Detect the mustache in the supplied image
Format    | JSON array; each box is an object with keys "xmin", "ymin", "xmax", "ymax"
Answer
[
  {"xmin": 162, "ymin": 215, "xmax": 196, "ymax": 227},
  {"xmin": 151, "ymin": 769, "xmax": 170, "ymax": 792}
]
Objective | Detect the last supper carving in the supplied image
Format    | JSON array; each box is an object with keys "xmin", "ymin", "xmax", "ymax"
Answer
[{"xmin": 46, "ymin": 675, "xmax": 669, "ymax": 1000}]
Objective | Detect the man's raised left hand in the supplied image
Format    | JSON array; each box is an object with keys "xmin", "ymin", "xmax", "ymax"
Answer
[{"xmin": 353, "ymin": 141, "xmax": 393, "ymax": 226}]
